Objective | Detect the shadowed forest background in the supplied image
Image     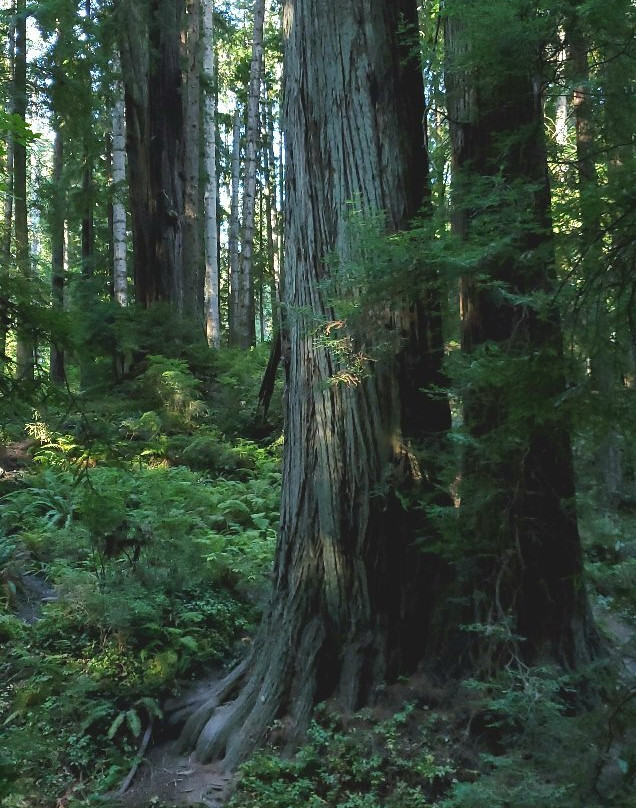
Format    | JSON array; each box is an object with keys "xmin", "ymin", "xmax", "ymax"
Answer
[{"xmin": 0, "ymin": 0, "xmax": 635, "ymax": 806}]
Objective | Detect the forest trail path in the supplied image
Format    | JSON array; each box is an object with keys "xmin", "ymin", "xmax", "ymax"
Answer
[
  {"xmin": 116, "ymin": 740, "xmax": 233, "ymax": 807},
  {"xmin": 113, "ymin": 607, "xmax": 636, "ymax": 808}
]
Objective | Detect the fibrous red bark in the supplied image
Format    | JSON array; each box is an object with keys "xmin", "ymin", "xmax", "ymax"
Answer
[{"xmin": 179, "ymin": 0, "xmax": 450, "ymax": 769}]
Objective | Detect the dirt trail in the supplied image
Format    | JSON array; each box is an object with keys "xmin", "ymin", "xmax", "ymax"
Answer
[{"xmin": 116, "ymin": 741, "xmax": 233, "ymax": 808}]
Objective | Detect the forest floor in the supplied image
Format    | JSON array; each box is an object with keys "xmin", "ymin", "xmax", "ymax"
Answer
[
  {"xmin": 2, "ymin": 348, "xmax": 635, "ymax": 808},
  {"xmin": 110, "ymin": 608, "xmax": 636, "ymax": 808},
  {"xmin": 116, "ymin": 742, "xmax": 231, "ymax": 808}
]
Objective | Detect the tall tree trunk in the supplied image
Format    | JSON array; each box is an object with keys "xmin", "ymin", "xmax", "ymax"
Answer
[
  {"xmin": 0, "ymin": 17, "xmax": 15, "ymax": 370},
  {"xmin": 179, "ymin": 0, "xmax": 450, "ymax": 768},
  {"xmin": 445, "ymin": 0, "xmax": 598, "ymax": 669},
  {"xmin": 263, "ymin": 95, "xmax": 280, "ymax": 318},
  {"xmin": 112, "ymin": 55, "xmax": 128, "ymax": 306},
  {"xmin": 230, "ymin": 0, "xmax": 265, "ymax": 347},
  {"xmin": 117, "ymin": 0, "xmax": 151, "ymax": 305},
  {"xmin": 50, "ymin": 128, "xmax": 65, "ymax": 384},
  {"xmin": 118, "ymin": 0, "xmax": 185, "ymax": 309},
  {"xmin": 227, "ymin": 105, "xmax": 241, "ymax": 338},
  {"xmin": 181, "ymin": 0, "xmax": 201, "ymax": 321},
  {"xmin": 203, "ymin": 0, "xmax": 220, "ymax": 347},
  {"xmin": 79, "ymin": 0, "xmax": 96, "ymax": 390},
  {"xmin": 148, "ymin": 0, "xmax": 184, "ymax": 306},
  {"xmin": 14, "ymin": 0, "xmax": 33, "ymax": 381}
]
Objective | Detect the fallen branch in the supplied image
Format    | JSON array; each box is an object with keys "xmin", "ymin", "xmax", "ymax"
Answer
[{"xmin": 111, "ymin": 720, "xmax": 154, "ymax": 799}]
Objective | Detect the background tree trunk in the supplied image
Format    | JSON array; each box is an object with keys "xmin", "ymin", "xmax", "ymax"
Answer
[
  {"xmin": 181, "ymin": 0, "xmax": 201, "ymax": 321},
  {"xmin": 179, "ymin": 0, "xmax": 450, "ymax": 768},
  {"xmin": 230, "ymin": 0, "xmax": 265, "ymax": 347},
  {"xmin": 227, "ymin": 106, "xmax": 241, "ymax": 338},
  {"xmin": 148, "ymin": 0, "xmax": 184, "ymax": 306},
  {"xmin": 203, "ymin": 0, "xmax": 220, "ymax": 347},
  {"xmin": 50, "ymin": 128, "xmax": 65, "ymax": 384},
  {"xmin": 117, "ymin": 0, "xmax": 151, "ymax": 306},
  {"xmin": 118, "ymin": 0, "xmax": 185, "ymax": 309},
  {"xmin": 112, "ymin": 56, "xmax": 128, "ymax": 307}
]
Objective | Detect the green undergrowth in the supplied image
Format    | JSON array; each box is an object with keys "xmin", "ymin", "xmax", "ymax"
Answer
[
  {"xmin": 0, "ymin": 347, "xmax": 283, "ymax": 806},
  {"xmin": 230, "ymin": 664, "xmax": 635, "ymax": 808}
]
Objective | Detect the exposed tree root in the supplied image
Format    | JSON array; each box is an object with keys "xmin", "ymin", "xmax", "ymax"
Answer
[{"xmin": 176, "ymin": 612, "xmax": 326, "ymax": 770}]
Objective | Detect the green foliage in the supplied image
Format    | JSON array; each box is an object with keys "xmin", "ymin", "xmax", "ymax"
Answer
[
  {"xmin": 438, "ymin": 665, "xmax": 635, "ymax": 808},
  {"xmin": 230, "ymin": 664, "xmax": 635, "ymax": 808},
  {"xmin": 230, "ymin": 705, "xmax": 455, "ymax": 808},
  {"xmin": 0, "ymin": 339, "xmax": 281, "ymax": 806},
  {"xmin": 136, "ymin": 355, "xmax": 207, "ymax": 424}
]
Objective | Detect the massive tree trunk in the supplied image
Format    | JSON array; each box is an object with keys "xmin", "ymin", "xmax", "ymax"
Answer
[
  {"xmin": 230, "ymin": 0, "xmax": 265, "ymax": 347},
  {"xmin": 202, "ymin": 0, "xmax": 220, "ymax": 347},
  {"xmin": 179, "ymin": 0, "xmax": 450, "ymax": 769},
  {"xmin": 445, "ymin": 0, "xmax": 598, "ymax": 669}
]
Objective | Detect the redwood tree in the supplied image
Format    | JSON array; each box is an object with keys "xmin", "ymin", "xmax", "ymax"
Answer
[
  {"xmin": 117, "ymin": 0, "xmax": 185, "ymax": 309},
  {"xmin": 179, "ymin": 0, "xmax": 450, "ymax": 767},
  {"xmin": 445, "ymin": 0, "xmax": 598, "ymax": 668}
]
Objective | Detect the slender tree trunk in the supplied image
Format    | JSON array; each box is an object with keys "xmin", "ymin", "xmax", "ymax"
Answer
[
  {"xmin": 179, "ymin": 0, "xmax": 450, "ymax": 768},
  {"xmin": 227, "ymin": 105, "xmax": 241, "ymax": 338},
  {"xmin": 14, "ymin": 0, "xmax": 33, "ymax": 381},
  {"xmin": 445, "ymin": 0, "xmax": 598, "ymax": 669},
  {"xmin": 203, "ymin": 0, "xmax": 220, "ymax": 347},
  {"xmin": 50, "ymin": 128, "xmax": 65, "ymax": 384},
  {"xmin": 230, "ymin": 0, "xmax": 265, "ymax": 347},
  {"xmin": 0, "ymin": 17, "xmax": 15, "ymax": 369},
  {"xmin": 263, "ymin": 96, "xmax": 280, "ymax": 315},
  {"xmin": 112, "ymin": 55, "xmax": 128, "ymax": 306},
  {"xmin": 78, "ymin": 0, "xmax": 96, "ymax": 390},
  {"xmin": 181, "ymin": 0, "xmax": 201, "ymax": 321}
]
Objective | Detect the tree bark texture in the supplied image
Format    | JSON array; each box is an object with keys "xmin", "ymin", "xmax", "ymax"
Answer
[
  {"xmin": 179, "ymin": 0, "xmax": 450, "ymax": 768},
  {"xmin": 230, "ymin": 0, "xmax": 265, "ymax": 347},
  {"xmin": 445, "ymin": 0, "xmax": 598, "ymax": 669},
  {"xmin": 203, "ymin": 0, "xmax": 220, "ymax": 347}
]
